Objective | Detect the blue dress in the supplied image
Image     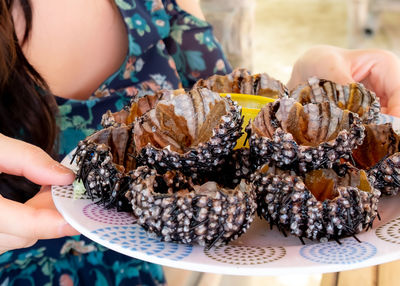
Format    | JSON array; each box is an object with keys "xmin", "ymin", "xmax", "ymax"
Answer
[{"xmin": 0, "ymin": 0, "xmax": 231, "ymax": 285}]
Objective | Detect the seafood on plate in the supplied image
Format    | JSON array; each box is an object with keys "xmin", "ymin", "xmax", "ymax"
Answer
[
  {"xmin": 289, "ymin": 77, "xmax": 381, "ymax": 123},
  {"xmin": 73, "ymin": 88, "xmax": 256, "ymax": 247},
  {"xmin": 193, "ymin": 68, "xmax": 288, "ymax": 98},
  {"xmin": 72, "ymin": 72, "xmax": 393, "ymax": 246},
  {"xmin": 246, "ymin": 97, "xmax": 365, "ymax": 173},
  {"xmin": 127, "ymin": 166, "xmax": 256, "ymax": 247},
  {"xmin": 253, "ymin": 163, "xmax": 380, "ymax": 242},
  {"xmin": 73, "ymin": 125, "xmax": 136, "ymax": 211},
  {"xmin": 133, "ymin": 88, "xmax": 243, "ymax": 175},
  {"xmin": 352, "ymin": 123, "xmax": 400, "ymax": 196}
]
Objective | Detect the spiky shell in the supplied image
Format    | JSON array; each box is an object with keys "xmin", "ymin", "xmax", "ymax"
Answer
[
  {"xmin": 73, "ymin": 126, "xmax": 136, "ymax": 211},
  {"xmin": 126, "ymin": 166, "xmax": 256, "ymax": 247},
  {"xmin": 290, "ymin": 77, "xmax": 381, "ymax": 123},
  {"xmin": 352, "ymin": 123, "xmax": 400, "ymax": 169},
  {"xmin": 211, "ymin": 148, "xmax": 253, "ymax": 188},
  {"xmin": 247, "ymin": 98, "xmax": 365, "ymax": 173},
  {"xmin": 133, "ymin": 88, "xmax": 243, "ymax": 175},
  {"xmin": 193, "ymin": 68, "xmax": 288, "ymax": 98},
  {"xmin": 350, "ymin": 123, "xmax": 400, "ymax": 196},
  {"xmin": 101, "ymin": 89, "xmax": 181, "ymax": 128},
  {"xmin": 253, "ymin": 164, "xmax": 380, "ymax": 241},
  {"xmin": 369, "ymin": 153, "xmax": 400, "ymax": 196}
]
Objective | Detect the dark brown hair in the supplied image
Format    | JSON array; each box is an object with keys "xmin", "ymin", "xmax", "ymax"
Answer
[{"xmin": 0, "ymin": 0, "xmax": 58, "ymax": 202}]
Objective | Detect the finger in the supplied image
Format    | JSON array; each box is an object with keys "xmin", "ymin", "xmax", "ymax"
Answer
[
  {"xmin": 0, "ymin": 195, "xmax": 79, "ymax": 239},
  {"xmin": 0, "ymin": 134, "xmax": 75, "ymax": 185},
  {"xmin": 348, "ymin": 49, "xmax": 400, "ymax": 109},
  {"xmin": 350, "ymin": 50, "xmax": 387, "ymax": 106},
  {"xmin": 287, "ymin": 45, "xmax": 354, "ymax": 90},
  {"xmin": 0, "ymin": 233, "xmax": 37, "ymax": 254},
  {"xmin": 25, "ymin": 185, "xmax": 55, "ymax": 209},
  {"xmin": 386, "ymin": 90, "xmax": 400, "ymax": 117}
]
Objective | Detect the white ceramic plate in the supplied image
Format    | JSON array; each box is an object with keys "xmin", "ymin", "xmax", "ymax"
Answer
[{"xmin": 52, "ymin": 114, "xmax": 400, "ymax": 276}]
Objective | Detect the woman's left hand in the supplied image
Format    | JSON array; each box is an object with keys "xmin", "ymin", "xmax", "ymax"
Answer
[{"xmin": 0, "ymin": 134, "xmax": 79, "ymax": 254}]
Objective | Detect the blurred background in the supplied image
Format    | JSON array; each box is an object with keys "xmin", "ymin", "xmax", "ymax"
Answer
[
  {"xmin": 201, "ymin": 0, "xmax": 400, "ymax": 83},
  {"xmin": 163, "ymin": 0, "xmax": 400, "ymax": 285}
]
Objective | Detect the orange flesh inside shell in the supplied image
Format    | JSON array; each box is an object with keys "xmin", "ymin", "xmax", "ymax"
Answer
[{"xmin": 304, "ymin": 170, "xmax": 337, "ymax": 202}]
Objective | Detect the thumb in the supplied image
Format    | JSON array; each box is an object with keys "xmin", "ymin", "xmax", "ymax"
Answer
[
  {"xmin": 287, "ymin": 45, "xmax": 355, "ymax": 90},
  {"xmin": 0, "ymin": 134, "xmax": 75, "ymax": 186},
  {"xmin": 0, "ymin": 194, "xmax": 79, "ymax": 239},
  {"xmin": 386, "ymin": 90, "xmax": 400, "ymax": 117}
]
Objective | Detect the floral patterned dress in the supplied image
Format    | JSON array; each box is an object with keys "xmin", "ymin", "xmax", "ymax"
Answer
[{"xmin": 0, "ymin": 0, "xmax": 231, "ymax": 285}]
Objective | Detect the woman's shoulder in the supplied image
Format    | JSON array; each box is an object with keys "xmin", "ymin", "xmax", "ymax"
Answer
[{"xmin": 13, "ymin": 0, "xmax": 128, "ymax": 100}]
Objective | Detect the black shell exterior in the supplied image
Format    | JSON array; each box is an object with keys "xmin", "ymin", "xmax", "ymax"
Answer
[
  {"xmin": 135, "ymin": 92, "xmax": 243, "ymax": 176},
  {"xmin": 253, "ymin": 164, "xmax": 380, "ymax": 242},
  {"xmin": 127, "ymin": 166, "xmax": 256, "ymax": 247},
  {"xmin": 73, "ymin": 126, "xmax": 135, "ymax": 211},
  {"xmin": 368, "ymin": 153, "xmax": 400, "ymax": 196},
  {"xmin": 289, "ymin": 77, "xmax": 381, "ymax": 123},
  {"xmin": 247, "ymin": 98, "xmax": 365, "ymax": 173}
]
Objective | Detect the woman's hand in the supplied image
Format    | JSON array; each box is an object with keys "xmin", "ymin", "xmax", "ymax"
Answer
[
  {"xmin": 287, "ymin": 45, "xmax": 400, "ymax": 117},
  {"xmin": 0, "ymin": 134, "xmax": 78, "ymax": 254}
]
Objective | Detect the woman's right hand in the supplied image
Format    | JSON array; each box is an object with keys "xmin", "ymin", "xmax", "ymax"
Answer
[
  {"xmin": 287, "ymin": 45, "xmax": 400, "ymax": 116},
  {"xmin": 0, "ymin": 134, "xmax": 79, "ymax": 254}
]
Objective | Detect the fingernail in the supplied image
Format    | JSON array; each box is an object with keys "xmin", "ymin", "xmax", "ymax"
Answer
[{"xmin": 52, "ymin": 163, "xmax": 75, "ymax": 176}]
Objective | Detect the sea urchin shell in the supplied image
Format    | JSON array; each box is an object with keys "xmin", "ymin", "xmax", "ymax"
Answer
[
  {"xmin": 253, "ymin": 164, "xmax": 380, "ymax": 242},
  {"xmin": 126, "ymin": 166, "xmax": 256, "ymax": 247},
  {"xmin": 193, "ymin": 68, "xmax": 288, "ymax": 98},
  {"xmin": 73, "ymin": 125, "xmax": 136, "ymax": 211},
  {"xmin": 133, "ymin": 88, "xmax": 243, "ymax": 175},
  {"xmin": 352, "ymin": 123, "xmax": 400, "ymax": 196},
  {"xmin": 289, "ymin": 77, "xmax": 381, "ymax": 123},
  {"xmin": 247, "ymin": 98, "xmax": 365, "ymax": 173}
]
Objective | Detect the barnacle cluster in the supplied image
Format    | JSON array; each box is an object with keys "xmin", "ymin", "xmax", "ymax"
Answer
[
  {"xmin": 193, "ymin": 68, "xmax": 288, "ymax": 98},
  {"xmin": 289, "ymin": 77, "xmax": 381, "ymax": 123},
  {"xmin": 253, "ymin": 164, "xmax": 380, "ymax": 242},
  {"xmin": 101, "ymin": 89, "xmax": 179, "ymax": 128},
  {"xmin": 247, "ymin": 97, "xmax": 365, "ymax": 173},
  {"xmin": 74, "ymin": 69, "xmax": 396, "ymax": 246},
  {"xmin": 240, "ymin": 75, "xmax": 385, "ymax": 242},
  {"xmin": 73, "ymin": 125, "xmax": 136, "ymax": 212},
  {"xmin": 127, "ymin": 167, "xmax": 255, "ymax": 247},
  {"xmin": 133, "ymin": 88, "xmax": 243, "ymax": 175},
  {"xmin": 352, "ymin": 123, "xmax": 400, "ymax": 196},
  {"xmin": 74, "ymin": 87, "xmax": 256, "ymax": 247}
]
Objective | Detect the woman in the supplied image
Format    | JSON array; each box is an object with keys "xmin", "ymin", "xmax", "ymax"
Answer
[
  {"xmin": 0, "ymin": 0, "xmax": 230, "ymax": 284},
  {"xmin": 1, "ymin": 0, "xmax": 400, "ymax": 284}
]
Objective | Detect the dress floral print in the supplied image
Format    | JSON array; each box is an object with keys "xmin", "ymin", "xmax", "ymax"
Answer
[{"xmin": 0, "ymin": 0, "xmax": 231, "ymax": 285}]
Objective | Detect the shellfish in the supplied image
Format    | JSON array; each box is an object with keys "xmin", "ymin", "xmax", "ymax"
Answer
[
  {"xmin": 101, "ymin": 89, "xmax": 183, "ymax": 128},
  {"xmin": 73, "ymin": 125, "xmax": 136, "ymax": 211},
  {"xmin": 133, "ymin": 88, "xmax": 243, "ymax": 175},
  {"xmin": 193, "ymin": 68, "xmax": 288, "ymax": 98},
  {"xmin": 289, "ymin": 77, "xmax": 381, "ymax": 123},
  {"xmin": 253, "ymin": 164, "xmax": 380, "ymax": 242},
  {"xmin": 126, "ymin": 166, "xmax": 256, "ymax": 247},
  {"xmin": 247, "ymin": 97, "xmax": 365, "ymax": 173},
  {"xmin": 352, "ymin": 123, "xmax": 400, "ymax": 196}
]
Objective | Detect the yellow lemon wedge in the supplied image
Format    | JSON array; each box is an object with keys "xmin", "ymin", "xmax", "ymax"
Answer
[{"xmin": 220, "ymin": 93, "xmax": 276, "ymax": 148}]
